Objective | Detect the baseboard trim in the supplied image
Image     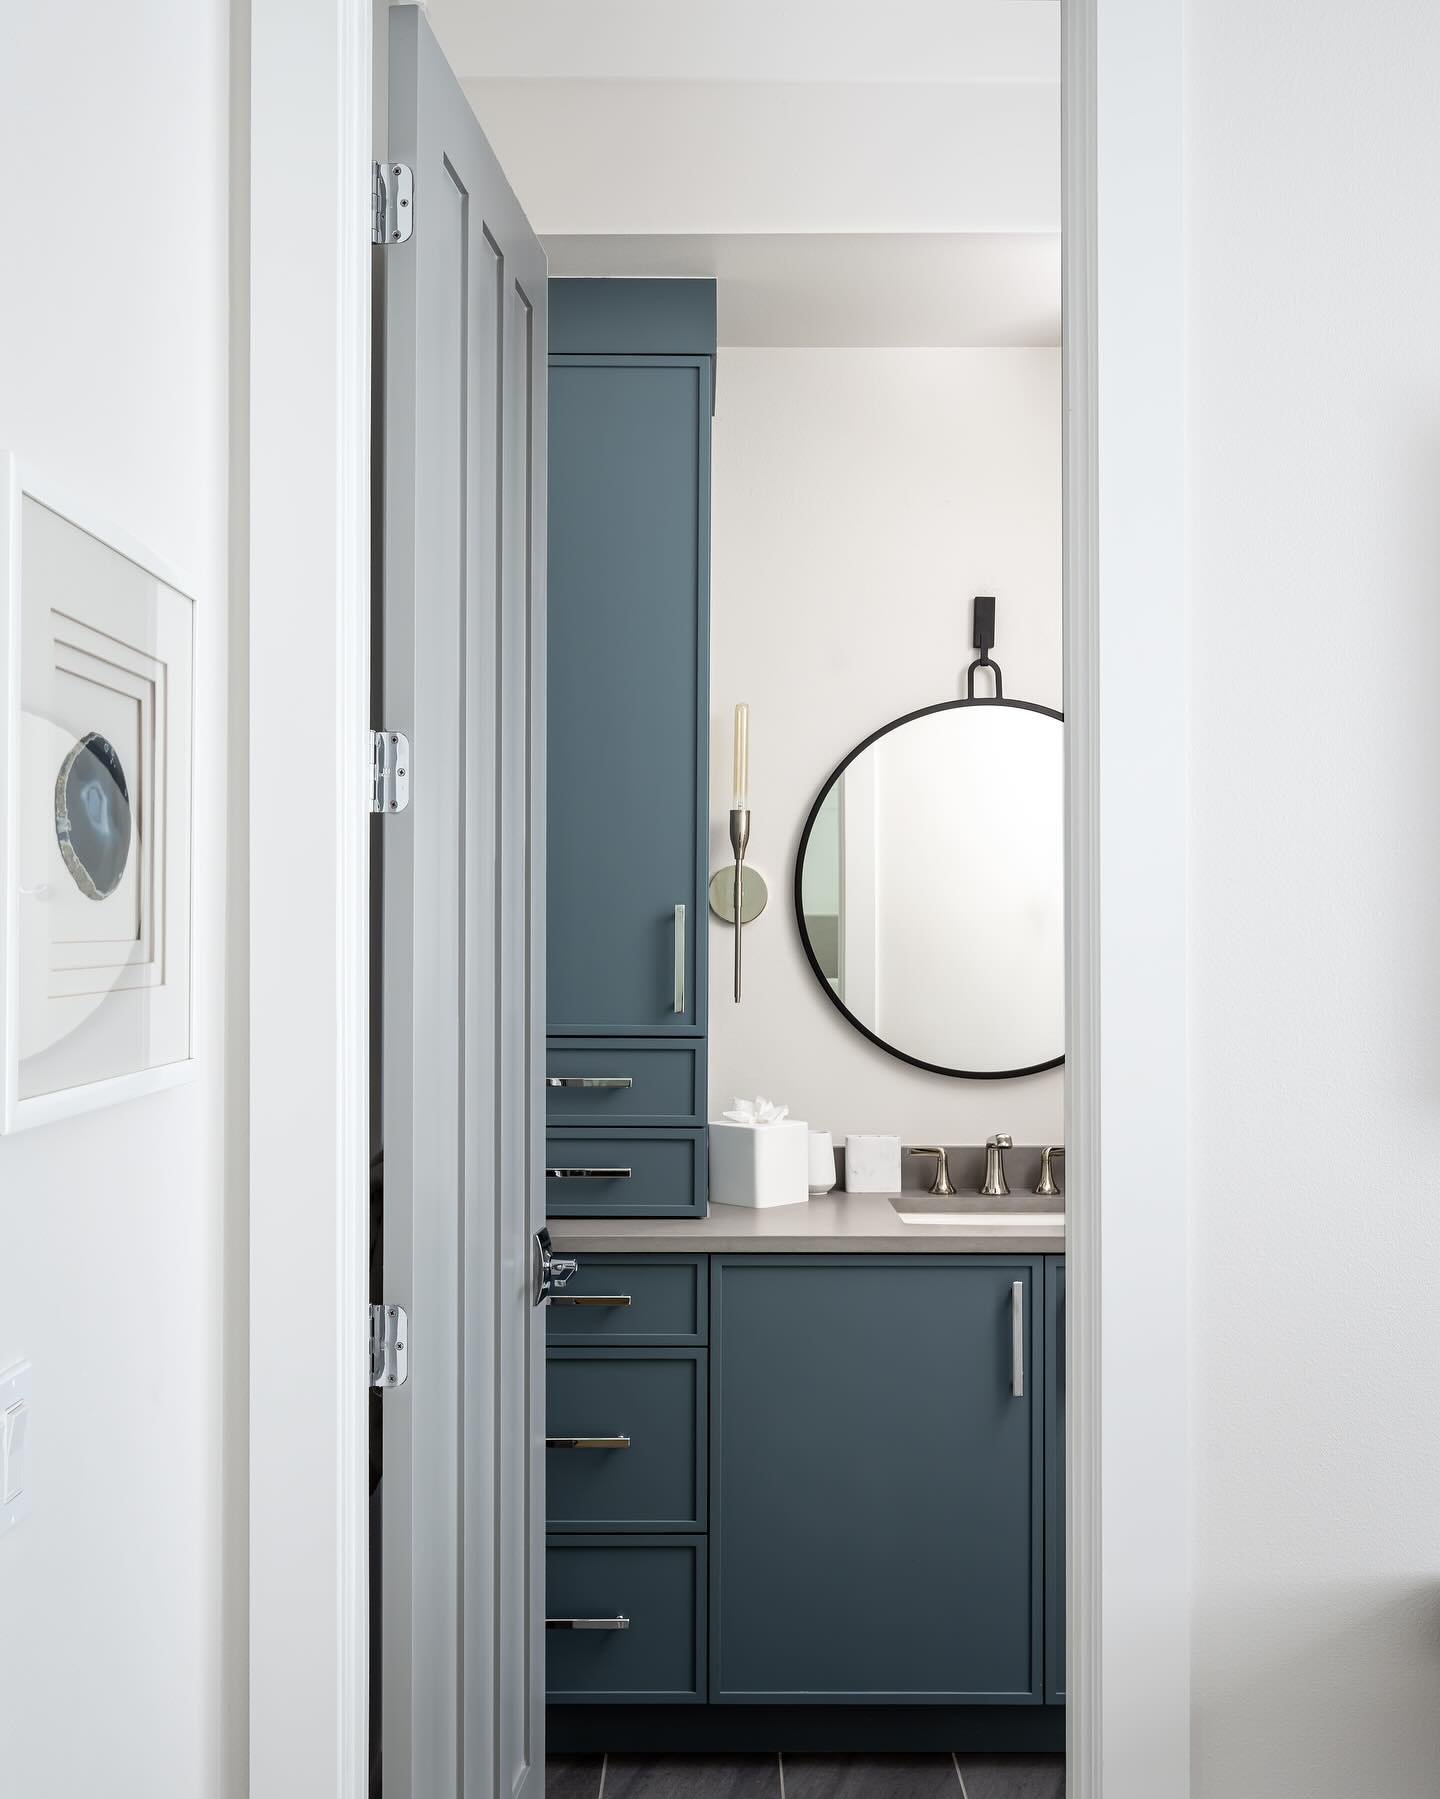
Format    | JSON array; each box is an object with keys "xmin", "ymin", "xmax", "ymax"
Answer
[{"xmin": 547, "ymin": 1704, "xmax": 1066, "ymax": 1755}]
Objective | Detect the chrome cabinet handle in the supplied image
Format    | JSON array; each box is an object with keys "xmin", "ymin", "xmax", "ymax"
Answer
[
  {"xmin": 546, "ymin": 1616, "xmax": 630, "ymax": 1632},
  {"xmin": 548, "ymin": 1294, "xmax": 633, "ymax": 1309},
  {"xmin": 673, "ymin": 903, "xmax": 686, "ymax": 1014},
  {"xmin": 546, "ymin": 1167, "xmax": 633, "ymax": 1180},
  {"xmin": 546, "ymin": 1434, "xmax": 631, "ymax": 1450},
  {"xmin": 546, "ymin": 1076, "xmax": 634, "ymax": 1090},
  {"xmin": 1011, "ymin": 1279, "xmax": 1025, "ymax": 1398}
]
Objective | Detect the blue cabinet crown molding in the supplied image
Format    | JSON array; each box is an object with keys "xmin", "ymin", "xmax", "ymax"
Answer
[{"xmin": 551, "ymin": 278, "xmax": 718, "ymax": 362}]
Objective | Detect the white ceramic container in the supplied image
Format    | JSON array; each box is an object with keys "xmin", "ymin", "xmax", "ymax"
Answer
[{"xmin": 807, "ymin": 1130, "xmax": 837, "ymax": 1195}]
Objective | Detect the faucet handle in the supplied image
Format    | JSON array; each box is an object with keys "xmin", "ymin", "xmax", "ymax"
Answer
[
  {"xmin": 906, "ymin": 1145, "xmax": 957, "ymax": 1198},
  {"xmin": 1035, "ymin": 1146, "xmax": 1066, "ymax": 1198},
  {"xmin": 987, "ymin": 1133, "xmax": 1013, "ymax": 1149}
]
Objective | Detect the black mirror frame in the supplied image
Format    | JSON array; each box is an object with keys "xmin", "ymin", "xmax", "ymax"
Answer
[{"xmin": 792, "ymin": 695, "xmax": 1066, "ymax": 1081}]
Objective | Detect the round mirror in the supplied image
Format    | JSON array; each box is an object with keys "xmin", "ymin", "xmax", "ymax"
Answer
[{"xmin": 794, "ymin": 698, "xmax": 1063, "ymax": 1078}]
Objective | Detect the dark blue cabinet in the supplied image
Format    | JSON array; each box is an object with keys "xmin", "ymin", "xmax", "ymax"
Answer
[
  {"xmin": 547, "ymin": 1250, "xmax": 1066, "ymax": 1727},
  {"xmin": 546, "ymin": 279, "xmax": 714, "ymax": 1221},
  {"xmin": 710, "ymin": 1256, "xmax": 1044, "ymax": 1705},
  {"xmin": 1045, "ymin": 1257, "xmax": 1065, "ymax": 1703},
  {"xmin": 546, "ymin": 305, "xmax": 712, "ymax": 1038}
]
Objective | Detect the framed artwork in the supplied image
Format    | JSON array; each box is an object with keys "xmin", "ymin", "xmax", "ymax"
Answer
[{"xmin": 0, "ymin": 456, "xmax": 195, "ymax": 1130}]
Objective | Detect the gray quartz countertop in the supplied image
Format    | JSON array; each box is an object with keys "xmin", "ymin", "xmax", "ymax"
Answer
[{"xmin": 547, "ymin": 1190, "xmax": 1065, "ymax": 1255}]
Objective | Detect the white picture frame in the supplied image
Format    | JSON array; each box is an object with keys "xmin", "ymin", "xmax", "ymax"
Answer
[{"xmin": 0, "ymin": 454, "xmax": 196, "ymax": 1131}]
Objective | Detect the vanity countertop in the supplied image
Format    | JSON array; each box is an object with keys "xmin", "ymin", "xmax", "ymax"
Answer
[{"xmin": 547, "ymin": 1190, "xmax": 1065, "ymax": 1255}]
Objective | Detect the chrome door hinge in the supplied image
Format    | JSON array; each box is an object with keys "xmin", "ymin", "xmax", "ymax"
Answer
[
  {"xmin": 369, "ymin": 1304, "xmax": 408, "ymax": 1389},
  {"xmin": 373, "ymin": 161, "xmax": 413, "ymax": 245},
  {"xmin": 370, "ymin": 730, "xmax": 410, "ymax": 814}
]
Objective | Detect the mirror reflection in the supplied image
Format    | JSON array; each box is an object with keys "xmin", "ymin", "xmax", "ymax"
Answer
[{"xmin": 796, "ymin": 700, "xmax": 1064, "ymax": 1077}]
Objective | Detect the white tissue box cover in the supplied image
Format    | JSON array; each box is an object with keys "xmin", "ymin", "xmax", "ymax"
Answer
[
  {"xmin": 844, "ymin": 1133, "xmax": 903, "ymax": 1193},
  {"xmin": 710, "ymin": 1118, "xmax": 810, "ymax": 1209}
]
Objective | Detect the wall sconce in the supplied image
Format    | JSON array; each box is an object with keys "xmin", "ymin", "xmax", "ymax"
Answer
[{"xmin": 709, "ymin": 701, "xmax": 768, "ymax": 1000}]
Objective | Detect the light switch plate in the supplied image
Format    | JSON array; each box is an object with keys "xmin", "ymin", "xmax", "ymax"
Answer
[{"xmin": 0, "ymin": 1360, "xmax": 31, "ymax": 1537}]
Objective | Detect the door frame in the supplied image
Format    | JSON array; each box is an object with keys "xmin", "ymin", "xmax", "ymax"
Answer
[
  {"xmin": 1062, "ymin": 2, "xmax": 1189, "ymax": 1796},
  {"xmin": 245, "ymin": 1, "xmax": 1190, "ymax": 1795},
  {"xmin": 247, "ymin": 2, "xmax": 373, "ymax": 1795}
]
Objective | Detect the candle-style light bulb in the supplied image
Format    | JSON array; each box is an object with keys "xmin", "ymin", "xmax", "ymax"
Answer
[{"xmin": 732, "ymin": 702, "xmax": 750, "ymax": 810}]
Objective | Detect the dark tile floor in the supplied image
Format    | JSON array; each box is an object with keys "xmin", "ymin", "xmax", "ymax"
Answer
[{"xmin": 546, "ymin": 1753, "xmax": 1065, "ymax": 1798}]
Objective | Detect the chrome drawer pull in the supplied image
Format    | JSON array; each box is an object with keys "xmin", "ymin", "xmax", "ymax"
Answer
[
  {"xmin": 546, "ymin": 1616, "xmax": 630, "ymax": 1632},
  {"xmin": 1011, "ymin": 1279, "xmax": 1025, "ymax": 1398},
  {"xmin": 546, "ymin": 1167, "xmax": 633, "ymax": 1180},
  {"xmin": 545, "ymin": 1434, "xmax": 631, "ymax": 1450},
  {"xmin": 673, "ymin": 903, "xmax": 686, "ymax": 1014},
  {"xmin": 546, "ymin": 1076, "xmax": 634, "ymax": 1090},
  {"xmin": 547, "ymin": 1294, "xmax": 633, "ymax": 1309}
]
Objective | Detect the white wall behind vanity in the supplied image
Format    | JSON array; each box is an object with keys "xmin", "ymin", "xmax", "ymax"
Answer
[{"xmin": 707, "ymin": 347, "xmax": 1062, "ymax": 1146}]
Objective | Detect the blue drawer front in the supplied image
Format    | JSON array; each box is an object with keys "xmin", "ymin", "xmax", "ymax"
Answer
[
  {"xmin": 546, "ymin": 1040, "xmax": 703, "ymax": 1127},
  {"xmin": 547, "ymin": 1536, "xmax": 707, "ymax": 1704},
  {"xmin": 546, "ymin": 1255, "xmax": 707, "ymax": 1347},
  {"xmin": 546, "ymin": 1130, "xmax": 706, "ymax": 1218},
  {"xmin": 547, "ymin": 1349, "xmax": 707, "ymax": 1532}
]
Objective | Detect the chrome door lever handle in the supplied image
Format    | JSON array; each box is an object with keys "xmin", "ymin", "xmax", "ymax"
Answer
[{"xmin": 532, "ymin": 1228, "xmax": 579, "ymax": 1306}]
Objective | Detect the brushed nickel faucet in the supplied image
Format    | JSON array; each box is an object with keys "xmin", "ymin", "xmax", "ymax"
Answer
[
  {"xmin": 906, "ymin": 1145, "xmax": 956, "ymax": 1197},
  {"xmin": 1035, "ymin": 1146, "xmax": 1066, "ymax": 1198},
  {"xmin": 981, "ymin": 1134, "xmax": 1013, "ymax": 1197}
]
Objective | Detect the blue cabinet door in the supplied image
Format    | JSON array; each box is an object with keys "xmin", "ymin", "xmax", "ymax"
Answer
[
  {"xmin": 1045, "ymin": 1256, "xmax": 1065, "ymax": 1703},
  {"xmin": 711, "ymin": 1256, "xmax": 1044, "ymax": 1705},
  {"xmin": 547, "ymin": 353, "xmax": 711, "ymax": 1035}
]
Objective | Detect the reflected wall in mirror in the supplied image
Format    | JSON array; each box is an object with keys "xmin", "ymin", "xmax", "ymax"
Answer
[{"xmin": 794, "ymin": 699, "xmax": 1063, "ymax": 1079}]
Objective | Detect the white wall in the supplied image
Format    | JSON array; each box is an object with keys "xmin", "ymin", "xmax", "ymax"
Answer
[
  {"xmin": 708, "ymin": 348, "xmax": 1062, "ymax": 1145},
  {"xmin": 1187, "ymin": 4, "xmax": 1440, "ymax": 1794},
  {"xmin": 0, "ymin": 5, "xmax": 238, "ymax": 1796}
]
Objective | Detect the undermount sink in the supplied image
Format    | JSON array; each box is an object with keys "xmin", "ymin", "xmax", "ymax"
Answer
[{"xmin": 887, "ymin": 1196, "xmax": 1065, "ymax": 1231}]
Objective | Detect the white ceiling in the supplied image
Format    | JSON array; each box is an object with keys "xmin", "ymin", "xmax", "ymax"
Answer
[
  {"xmin": 421, "ymin": 0, "xmax": 1060, "ymax": 347},
  {"xmin": 544, "ymin": 234, "xmax": 1061, "ymax": 348},
  {"xmin": 464, "ymin": 78, "xmax": 1059, "ymax": 237},
  {"xmin": 423, "ymin": 0, "xmax": 1059, "ymax": 85}
]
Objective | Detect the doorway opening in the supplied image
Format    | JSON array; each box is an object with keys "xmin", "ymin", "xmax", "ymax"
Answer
[{"xmin": 370, "ymin": 5, "xmax": 1064, "ymax": 1797}]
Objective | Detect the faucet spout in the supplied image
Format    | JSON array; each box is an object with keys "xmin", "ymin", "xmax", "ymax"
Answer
[{"xmin": 982, "ymin": 1134, "xmax": 1013, "ymax": 1198}]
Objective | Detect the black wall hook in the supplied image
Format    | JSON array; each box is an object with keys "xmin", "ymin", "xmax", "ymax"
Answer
[{"xmin": 965, "ymin": 595, "xmax": 1003, "ymax": 698}]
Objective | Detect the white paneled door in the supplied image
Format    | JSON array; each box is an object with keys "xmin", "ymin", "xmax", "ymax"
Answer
[{"xmin": 379, "ymin": 8, "xmax": 547, "ymax": 1795}]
